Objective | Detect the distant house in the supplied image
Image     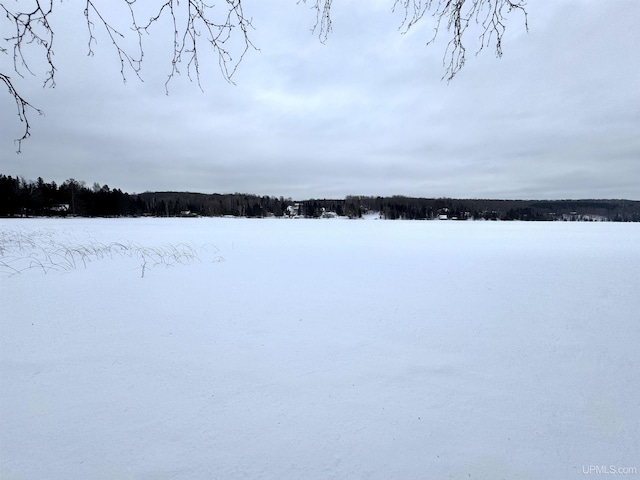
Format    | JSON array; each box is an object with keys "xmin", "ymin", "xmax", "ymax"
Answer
[
  {"xmin": 438, "ymin": 214, "xmax": 448, "ymax": 220},
  {"xmin": 321, "ymin": 209, "xmax": 338, "ymax": 219},
  {"xmin": 286, "ymin": 204, "xmax": 301, "ymax": 217},
  {"xmin": 50, "ymin": 204, "xmax": 69, "ymax": 213}
]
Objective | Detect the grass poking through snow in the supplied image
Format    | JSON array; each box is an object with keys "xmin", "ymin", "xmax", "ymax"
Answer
[{"xmin": 0, "ymin": 228, "xmax": 223, "ymax": 277}]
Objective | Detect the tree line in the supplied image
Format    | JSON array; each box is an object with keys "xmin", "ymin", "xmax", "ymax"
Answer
[
  {"xmin": 343, "ymin": 196, "xmax": 640, "ymax": 222},
  {"xmin": 1, "ymin": 175, "xmax": 639, "ymax": 221}
]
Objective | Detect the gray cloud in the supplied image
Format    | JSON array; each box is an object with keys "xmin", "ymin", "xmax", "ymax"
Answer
[{"xmin": 1, "ymin": 0, "xmax": 639, "ymax": 199}]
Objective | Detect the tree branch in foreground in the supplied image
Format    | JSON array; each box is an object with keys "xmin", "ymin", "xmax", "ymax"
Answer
[
  {"xmin": 392, "ymin": 0, "xmax": 528, "ymax": 81},
  {"xmin": 1, "ymin": 72, "xmax": 44, "ymax": 153},
  {"xmin": 2, "ymin": 0, "xmax": 527, "ymax": 150}
]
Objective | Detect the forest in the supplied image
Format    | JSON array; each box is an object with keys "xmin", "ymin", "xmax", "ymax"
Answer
[{"xmin": 1, "ymin": 174, "xmax": 639, "ymax": 221}]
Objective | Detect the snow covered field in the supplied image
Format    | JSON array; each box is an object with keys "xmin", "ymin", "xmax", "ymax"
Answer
[{"xmin": 1, "ymin": 217, "xmax": 639, "ymax": 479}]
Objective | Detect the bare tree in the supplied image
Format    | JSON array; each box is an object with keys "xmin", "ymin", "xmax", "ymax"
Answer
[{"xmin": 1, "ymin": 0, "xmax": 527, "ymax": 152}]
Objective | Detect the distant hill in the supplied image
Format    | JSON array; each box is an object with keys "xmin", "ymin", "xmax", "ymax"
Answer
[
  {"xmin": 343, "ymin": 196, "xmax": 640, "ymax": 221},
  {"xmin": 2, "ymin": 174, "xmax": 639, "ymax": 221}
]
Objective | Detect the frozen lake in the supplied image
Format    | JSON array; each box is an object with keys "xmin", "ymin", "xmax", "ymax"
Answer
[{"xmin": 1, "ymin": 218, "xmax": 639, "ymax": 479}]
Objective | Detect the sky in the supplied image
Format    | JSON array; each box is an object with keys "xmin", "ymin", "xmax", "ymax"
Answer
[{"xmin": 1, "ymin": 0, "xmax": 639, "ymax": 200}]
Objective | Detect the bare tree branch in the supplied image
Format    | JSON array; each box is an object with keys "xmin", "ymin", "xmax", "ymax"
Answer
[
  {"xmin": 1, "ymin": 0, "xmax": 56, "ymax": 86},
  {"xmin": 1, "ymin": 0, "xmax": 527, "ymax": 151},
  {"xmin": 1, "ymin": 0, "xmax": 257, "ymax": 149},
  {"xmin": 299, "ymin": 0, "xmax": 333, "ymax": 43},
  {"xmin": 142, "ymin": 0, "xmax": 257, "ymax": 93},
  {"xmin": 392, "ymin": 0, "xmax": 528, "ymax": 81},
  {"xmin": 301, "ymin": 0, "xmax": 527, "ymax": 80},
  {"xmin": 84, "ymin": 0, "xmax": 144, "ymax": 83},
  {"xmin": 1, "ymin": 1, "xmax": 53, "ymax": 152},
  {"xmin": 1, "ymin": 72, "xmax": 43, "ymax": 153}
]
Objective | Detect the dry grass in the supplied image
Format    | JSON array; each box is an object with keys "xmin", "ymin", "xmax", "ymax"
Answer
[{"xmin": 0, "ymin": 228, "xmax": 223, "ymax": 277}]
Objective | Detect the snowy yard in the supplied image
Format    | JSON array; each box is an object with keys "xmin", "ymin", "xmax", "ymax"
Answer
[{"xmin": 1, "ymin": 217, "xmax": 639, "ymax": 479}]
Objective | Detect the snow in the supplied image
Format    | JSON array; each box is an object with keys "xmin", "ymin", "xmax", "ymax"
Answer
[{"xmin": 1, "ymin": 218, "xmax": 639, "ymax": 479}]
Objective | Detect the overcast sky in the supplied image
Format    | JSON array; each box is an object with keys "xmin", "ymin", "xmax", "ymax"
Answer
[{"xmin": 1, "ymin": 0, "xmax": 639, "ymax": 199}]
